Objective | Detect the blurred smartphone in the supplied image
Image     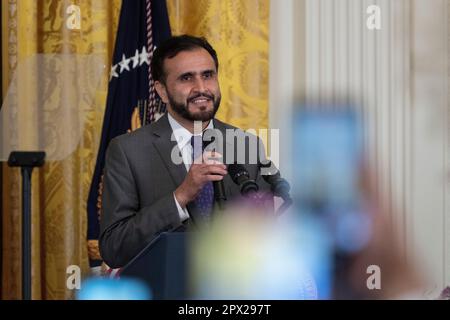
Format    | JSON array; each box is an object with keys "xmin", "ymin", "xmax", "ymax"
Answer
[{"xmin": 292, "ymin": 106, "xmax": 371, "ymax": 255}]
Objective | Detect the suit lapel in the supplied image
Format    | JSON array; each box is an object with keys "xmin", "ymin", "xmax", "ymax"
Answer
[
  {"xmin": 151, "ymin": 114, "xmax": 187, "ymax": 188},
  {"xmin": 212, "ymin": 118, "xmax": 237, "ymax": 200},
  {"xmin": 212, "ymin": 118, "xmax": 234, "ymax": 165}
]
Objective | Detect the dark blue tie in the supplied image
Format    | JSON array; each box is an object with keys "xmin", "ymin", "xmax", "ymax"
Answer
[{"xmin": 191, "ymin": 135, "xmax": 214, "ymax": 219}]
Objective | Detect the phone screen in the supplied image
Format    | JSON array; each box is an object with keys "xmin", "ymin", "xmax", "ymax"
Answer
[{"xmin": 293, "ymin": 108, "xmax": 363, "ymax": 206}]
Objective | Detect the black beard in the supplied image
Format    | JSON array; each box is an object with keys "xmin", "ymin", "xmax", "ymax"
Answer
[{"xmin": 168, "ymin": 92, "xmax": 221, "ymax": 122}]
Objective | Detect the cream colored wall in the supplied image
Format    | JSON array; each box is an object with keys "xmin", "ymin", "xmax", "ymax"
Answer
[
  {"xmin": 410, "ymin": 0, "xmax": 450, "ymax": 296},
  {"xmin": 269, "ymin": 0, "xmax": 450, "ymax": 297}
]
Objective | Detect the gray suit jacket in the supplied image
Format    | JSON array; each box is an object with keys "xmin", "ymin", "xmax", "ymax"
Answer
[{"xmin": 99, "ymin": 113, "xmax": 271, "ymax": 268}]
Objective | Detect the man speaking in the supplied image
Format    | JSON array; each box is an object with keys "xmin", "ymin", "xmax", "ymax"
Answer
[{"xmin": 99, "ymin": 35, "xmax": 273, "ymax": 268}]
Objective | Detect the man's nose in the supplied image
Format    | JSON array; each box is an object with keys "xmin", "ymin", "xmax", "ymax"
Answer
[{"xmin": 192, "ymin": 77, "xmax": 207, "ymax": 93}]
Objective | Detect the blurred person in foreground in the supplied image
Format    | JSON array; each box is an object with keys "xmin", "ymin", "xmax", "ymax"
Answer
[{"xmin": 293, "ymin": 106, "xmax": 427, "ymax": 299}]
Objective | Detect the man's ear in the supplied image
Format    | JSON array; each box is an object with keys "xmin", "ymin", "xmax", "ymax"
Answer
[{"xmin": 154, "ymin": 81, "xmax": 168, "ymax": 104}]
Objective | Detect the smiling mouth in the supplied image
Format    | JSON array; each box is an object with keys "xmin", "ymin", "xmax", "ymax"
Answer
[
  {"xmin": 188, "ymin": 95, "xmax": 213, "ymax": 105},
  {"xmin": 190, "ymin": 98, "xmax": 210, "ymax": 105}
]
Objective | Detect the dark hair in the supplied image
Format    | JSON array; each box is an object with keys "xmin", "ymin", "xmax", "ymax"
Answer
[{"xmin": 151, "ymin": 35, "xmax": 219, "ymax": 83}]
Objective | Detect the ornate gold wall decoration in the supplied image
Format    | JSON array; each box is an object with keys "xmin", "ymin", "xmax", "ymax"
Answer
[{"xmin": 2, "ymin": 0, "xmax": 122, "ymax": 300}]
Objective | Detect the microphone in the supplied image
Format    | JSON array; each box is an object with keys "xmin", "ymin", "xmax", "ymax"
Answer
[
  {"xmin": 228, "ymin": 164, "xmax": 259, "ymax": 196},
  {"xmin": 202, "ymin": 130, "xmax": 226, "ymax": 209}
]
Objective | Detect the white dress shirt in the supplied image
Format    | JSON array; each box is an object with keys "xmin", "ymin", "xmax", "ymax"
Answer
[{"xmin": 167, "ymin": 112, "xmax": 214, "ymax": 222}]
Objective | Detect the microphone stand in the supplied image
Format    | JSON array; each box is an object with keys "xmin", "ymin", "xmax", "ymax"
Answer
[{"xmin": 7, "ymin": 151, "xmax": 46, "ymax": 300}]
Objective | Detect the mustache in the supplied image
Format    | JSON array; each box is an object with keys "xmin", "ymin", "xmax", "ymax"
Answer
[{"xmin": 187, "ymin": 93, "xmax": 214, "ymax": 103}]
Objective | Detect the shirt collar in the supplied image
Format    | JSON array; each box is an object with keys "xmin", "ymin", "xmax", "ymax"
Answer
[{"xmin": 167, "ymin": 112, "xmax": 214, "ymax": 150}]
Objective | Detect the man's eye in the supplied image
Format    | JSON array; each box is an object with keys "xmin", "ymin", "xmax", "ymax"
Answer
[
  {"xmin": 203, "ymin": 72, "xmax": 213, "ymax": 79},
  {"xmin": 181, "ymin": 75, "xmax": 192, "ymax": 81}
]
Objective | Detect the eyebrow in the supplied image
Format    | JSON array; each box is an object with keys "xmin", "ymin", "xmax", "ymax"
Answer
[{"xmin": 177, "ymin": 69, "xmax": 216, "ymax": 80}]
